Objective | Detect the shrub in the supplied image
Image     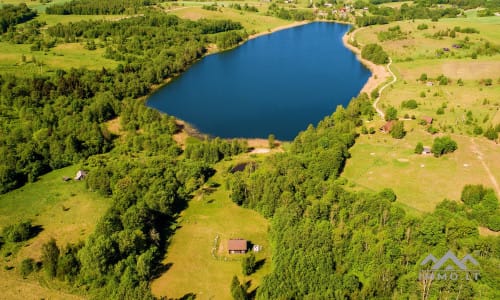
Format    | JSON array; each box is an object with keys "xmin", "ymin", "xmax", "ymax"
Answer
[
  {"xmin": 414, "ymin": 142, "xmax": 424, "ymax": 154},
  {"xmin": 431, "ymin": 136, "xmax": 457, "ymax": 157},
  {"xmin": 20, "ymin": 258, "xmax": 35, "ymax": 278},
  {"xmin": 2, "ymin": 220, "xmax": 33, "ymax": 243},
  {"xmin": 361, "ymin": 44, "xmax": 389, "ymax": 65}
]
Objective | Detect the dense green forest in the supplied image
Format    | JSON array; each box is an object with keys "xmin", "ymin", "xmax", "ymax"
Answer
[
  {"xmin": 0, "ymin": 3, "xmax": 37, "ymax": 34},
  {"xmin": 46, "ymin": 0, "xmax": 158, "ymax": 15},
  {"xmin": 0, "ymin": 10, "xmax": 249, "ymax": 297},
  {"xmin": 0, "ymin": 13, "xmax": 245, "ymax": 193},
  {"xmin": 228, "ymin": 95, "xmax": 499, "ymax": 299},
  {"xmin": 1, "ymin": 2, "xmax": 499, "ymax": 299}
]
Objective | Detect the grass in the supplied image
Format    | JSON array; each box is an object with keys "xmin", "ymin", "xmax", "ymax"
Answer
[
  {"xmin": 346, "ymin": 16, "xmax": 500, "ymax": 212},
  {"xmin": 0, "ymin": 165, "xmax": 109, "ymax": 299},
  {"xmin": 151, "ymin": 158, "xmax": 271, "ymax": 300},
  {"xmin": 343, "ymin": 124, "xmax": 500, "ymax": 213},
  {"xmin": 0, "ymin": 41, "xmax": 119, "ymax": 76},
  {"xmin": 170, "ymin": 5, "xmax": 293, "ymax": 34}
]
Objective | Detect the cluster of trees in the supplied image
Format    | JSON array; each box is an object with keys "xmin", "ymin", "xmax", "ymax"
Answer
[
  {"xmin": 377, "ymin": 25, "xmax": 407, "ymax": 42},
  {"xmin": 356, "ymin": 3, "xmax": 462, "ymax": 26},
  {"xmin": 1, "ymin": 220, "xmax": 34, "ymax": 243},
  {"xmin": 184, "ymin": 138, "xmax": 247, "ymax": 164},
  {"xmin": 461, "ymin": 184, "xmax": 500, "ymax": 230},
  {"xmin": 45, "ymin": 0, "xmax": 157, "ymax": 15},
  {"xmin": 0, "ymin": 3, "xmax": 37, "ymax": 34},
  {"xmin": 361, "ymin": 43, "xmax": 389, "ymax": 65},
  {"xmin": 229, "ymin": 3, "xmax": 259, "ymax": 13},
  {"xmin": 401, "ymin": 99, "xmax": 418, "ymax": 109},
  {"xmin": 267, "ymin": 3, "xmax": 315, "ymax": 21},
  {"xmin": 31, "ymin": 128, "xmax": 215, "ymax": 297},
  {"xmin": 0, "ymin": 14, "xmax": 244, "ymax": 193},
  {"xmin": 431, "ymin": 136, "xmax": 457, "ymax": 157},
  {"xmin": 228, "ymin": 102, "xmax": 499, "ymax": 299}
]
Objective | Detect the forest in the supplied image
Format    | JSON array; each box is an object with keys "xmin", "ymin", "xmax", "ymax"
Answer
[
  {"xmin": 46, "ymin": 0, "xmax": 158, "ymax": 15},
  {"xmin": 0, "ymin": 3, "xmax": 37, "ymax": 34},
  {"xmin": 0, "ymin": 13, "xmax": 246, "ymax": 193},
  {"xmin": 228, "ymin": 94, "xmax": 500, "ymax": 299},
  {"xmin": 0, "ymin": 1, "xmax": 499, "ymax": 299}
]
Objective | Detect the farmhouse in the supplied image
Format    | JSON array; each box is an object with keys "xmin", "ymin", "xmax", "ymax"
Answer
[
  {"xmin": 422, "ymin": 146, "xmax": 432, "ymax": 155},
  {"xmin": 228, "ymin": 239, "xmax": 247, "ymax": 254},
  {"xmin": 380, "ymin": 121, "xmax": 395, "ymax": 133}
]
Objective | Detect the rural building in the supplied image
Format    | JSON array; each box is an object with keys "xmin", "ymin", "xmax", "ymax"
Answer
[
  {"xmin": 74, "ymin": 170, "xmax": 87, "ymax": 180},
  {"xmin": 380, "ymin": 121, "xmax": 395, "ymax": 133},
  {"xmin": 422, "ymin": 146, "xmax": 432, "ymax": 155},
  {"xmin": 228, "ymin": 239, "xmax": 247, "ymax": 254},
  {"xmin": 426, "ymin": 81, "xmax": 434, "ymax": 86},
  {"xmin": 422, "ymin": 116, "xmax": 433, "ymax": 125}
]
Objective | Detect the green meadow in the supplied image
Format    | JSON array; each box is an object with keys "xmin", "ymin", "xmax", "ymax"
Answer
[
  {"xmin": 0, "ymin": 165, "xmax": 109, "ymax": 299},
  {"xmin": 151, "ymin": 158, "xmax": 272, "ymax": 299}
]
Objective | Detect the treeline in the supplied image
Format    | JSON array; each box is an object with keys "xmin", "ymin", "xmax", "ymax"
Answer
[
  {"xmin": 0, "ymin": 3, "xmax": 37, "ymax": 34},
  {"xmin": 184, "ymin": 138, "xmax": 247, "ymax": 164},
  {"xmin": 356, "ymin": 3, "xmax": 461, "ymax": 26},
  {"xmin": 46, "ymin": 0, "xmax": 158, "ymax": 15},
  {"xmin": 267, "ymin": 3, "xmax": 315, "ymax": 21},
  {"xmin": 0, "ymin": 14, "xmax": 245, "ymax": 193},
  {"xmin": 25, "ymin": 124, "xmax": 215, "ymax": 297},
  {"xmin": 228, "ymin": 99, "xmax": 499, "ymax": 298}
]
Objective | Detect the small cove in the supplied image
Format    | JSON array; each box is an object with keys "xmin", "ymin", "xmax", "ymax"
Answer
[{"xmin": 147, "ymin": 22, "xmax": 371, "ymax": 140}]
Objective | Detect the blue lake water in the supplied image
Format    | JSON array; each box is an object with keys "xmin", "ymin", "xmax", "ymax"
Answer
[{"xmin": 147, "ymin": 22, "xmax": 370, "ymax": 140}]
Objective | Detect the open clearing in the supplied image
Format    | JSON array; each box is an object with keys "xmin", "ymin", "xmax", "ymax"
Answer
[
  {"xmin": 346, "ymin": 16, "xmax": 500, "ymax": 212},
  {"xmin": 151, "ymin": 160, "xmax": 271, "ymax": 300},
  {"xmin": 0, "ymin": 165, "xmax": 109, "ymax": 299},
  {"xmin": 343, "ymin": 120, "xmax": 500, "ymax": 213}
]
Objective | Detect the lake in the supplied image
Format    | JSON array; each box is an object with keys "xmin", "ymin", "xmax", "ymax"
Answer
[{"xmin": 147, "ymin": 22, "xmax": 371, "ymax": 140}]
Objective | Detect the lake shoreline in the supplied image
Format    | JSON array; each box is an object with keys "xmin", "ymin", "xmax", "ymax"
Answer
[
  {"xmin": 341, "ymin": 27, "xmax": 390, "ymax": 96},
  {"xmin": 148, "ymin": 21, "xmax": 374, "ymax": 145}
]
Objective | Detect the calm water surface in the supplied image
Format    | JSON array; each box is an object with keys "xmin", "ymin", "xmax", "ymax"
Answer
[{"xmin": 147, "ymin": 22, "xmax": 370, "ymax": 140}]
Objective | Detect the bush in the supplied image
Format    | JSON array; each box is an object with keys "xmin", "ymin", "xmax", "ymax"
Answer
[
  {"xmin": 20, "ymin": 258, "xmax": 35, "ymax": 278},
  {"xmin": 361, "ymin": 44, "xmax": 389, "ymax": 65},
  {"xmin": 484, "ymin": 126, "xmax": 498, "ymax": 140},
  {"xmin": 401, "ymin": 99, "xmax": 418, "ymax": 109},
  {"xmin": 390, "ymin": 121, "xmax": 406, "ymax": 139},
  {"xmin": 385, "ymin": 106, "xmax": 398, "ymax": 121},
  {"xmin": 242, "ymin": 253, "xmax": 256, "ymax": 275},
  {"xmin": 2, "ymin": 220, "xmax": 33, "ymax": 242},
  {"xmin": 431, "ymin": 136, "xmax": 457, "ymax": 157},
  {"xmin": 417, "ymin": 23, "xmax": 428, "ymax": 30},
  {"xmin": 414, "ymin": 142, "xmax": 424, "ymax": 154},
  {"xmin": 379, "ymin": 188, "xmax": 396, "ymax": 202}
]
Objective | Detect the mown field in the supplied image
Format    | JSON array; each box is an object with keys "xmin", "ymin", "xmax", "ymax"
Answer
[
  {"xmin": 151, "ymin": 156, "xmax": 272, "ymax": 300},
  {"xmin": 344, "ymin": 15, "xmax": 500, "ymax": 213}
]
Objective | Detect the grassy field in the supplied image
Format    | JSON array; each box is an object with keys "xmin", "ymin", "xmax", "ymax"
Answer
[
  {"xmin": 171, "ymin": 6, "xmax": 292, "ymax": 34},
  {"xmin": 0, "ymin": 165, "xmax": 109, "ymax": 299},
  {"xmin": 343, "ymin": 123, "xmax": 500, "ymax": 213},
  {"xmin": 151, "ymin": 157, "xmax": 272, "ymax": 300},
  {"xmin": 344, "ymin": 15, "xmax": 500, "ymax": 213}
]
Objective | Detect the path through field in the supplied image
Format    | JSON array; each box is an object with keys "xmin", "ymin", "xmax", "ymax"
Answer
[{"xmin": 470, "ymin": 138, "xmax": 500, "ymax": 196}]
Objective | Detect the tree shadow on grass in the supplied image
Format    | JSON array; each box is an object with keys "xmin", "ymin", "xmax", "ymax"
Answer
[
  {"xmin": 29, "ymin": 225, "xmax": 44, "ymax": 240},
  {"xmin": 254, "ymin": 258, "xmax": 266, "ymax": 273},
  {"xmin": 151, "ymin": 262, "xmax": 173, "ymax": 280}
]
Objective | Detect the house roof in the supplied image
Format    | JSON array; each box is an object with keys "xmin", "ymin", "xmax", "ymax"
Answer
[
  {"xmin": 422, "ymin": 116, "xmax": 433, "ymax": 124},
  {"xmin": 228, "ymin": 239, "xmax": 247, "ymax": 251},
  {"xmin": 381, "ymin": 121, "xmax": 395, "ymax": 132},
  {"xmin": 423, "ymin": 146, "xmax": 431, "ymax": 153}
]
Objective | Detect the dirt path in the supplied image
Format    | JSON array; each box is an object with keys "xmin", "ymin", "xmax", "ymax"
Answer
[
  {"xmin": 342, "ymin": 28, "xmax": 393, "ymax": 120},
  {"xmin": 373, "ymin": 58, "xmax": 397, "ymax": 120},
  {"xmin": 470, "ymin": 137, "xmax": 500, "ymax": 196}
]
